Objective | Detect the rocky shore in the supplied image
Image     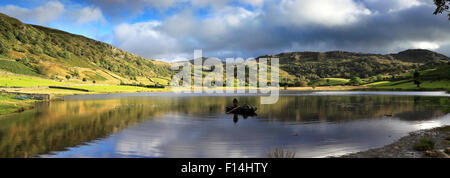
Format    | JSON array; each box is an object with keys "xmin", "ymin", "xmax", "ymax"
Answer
[{"xmin": 340, "ymin": 126, "xmax": 450, "ymax": 158}]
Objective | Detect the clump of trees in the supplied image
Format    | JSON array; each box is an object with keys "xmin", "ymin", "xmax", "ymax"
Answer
[
  {"xmin": 349, "ymin": 77, "xmax": 364, "ymax": 86},
  {"xmin": 0, "ymin": 40, "xmax": 9, "ymax": 54}
]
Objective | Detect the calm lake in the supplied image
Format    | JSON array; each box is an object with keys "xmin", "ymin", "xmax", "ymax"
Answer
[{"xmin": 1, "ymin": 91, "xmax": 449, "ymax": 158}]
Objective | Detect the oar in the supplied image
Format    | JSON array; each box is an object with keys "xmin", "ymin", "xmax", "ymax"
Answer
[{"xmin": 227, "ymin": 106, "xmax": 240, "ymax": 114}]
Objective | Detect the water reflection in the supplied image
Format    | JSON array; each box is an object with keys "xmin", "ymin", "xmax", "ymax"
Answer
[
  {"xmin": 230, "ymin": 114, "xmax": 257, "ymax": 124},
  {"xmin": 0, "ymin": 91, "xmax": 448, "ymax": 158}
]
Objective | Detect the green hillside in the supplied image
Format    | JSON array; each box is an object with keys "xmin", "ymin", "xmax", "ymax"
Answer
[
  {"xmin": 186, "ymin": 57, "xmax": 297, "ymax": 86},
  {"xmin": 367, "ymin": 65, "xmax": 450, "ymax": 91},
  {"xmin": 0, "ymin": 13, "xmax": 172, "ymax": 85},
  {"xmin": 257, "ymin": 50, "xmax": 449, "ymax": 85}
]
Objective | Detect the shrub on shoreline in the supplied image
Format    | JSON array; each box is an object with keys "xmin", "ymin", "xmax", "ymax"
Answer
[
  {"xmin": 413, "ymin": 138, "xmax": 435, "ymax": 151},
  {"xmin": 267, "ymin": 148, "xmax": 296, "ymax": 158}
]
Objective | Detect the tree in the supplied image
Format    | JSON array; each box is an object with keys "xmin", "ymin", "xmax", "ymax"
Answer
[
  {"xmin": 414, "ymin": 80, "xmax": 421, "ymax": 88},
  {"xmin": 349, "ymin": 77, "xmax": 363, "ymax": 86},
  {"xmin": 294, "ymin": 78, "xmax": 308, "ymax": 87},
  {"xmin": 311, "ymin": 83, "xmax": 317, "ymax": 90},
  {"xmin": 73, "ymin": 70, "xmax": 80, "ymax": 77},
  {"xmin": 376, "ymin": 74, "xmax": 383, "ymax": 81},
  {"xmin": 413, "ymin": 70, "xmax": 420, "ymax": 79},
  {"xmin": 413, "ymin": 70, "xmax": 421, "ymax": 87},
  {"xmin": 433, "ymin": 0, "xmax": 450, "ymax": 20},
  {"xmin": 65, "ymin": 75, "xmax": 71, "ymax": 80},
  {"xmin": 0, "ymin": 41, "xmax": 9, "ymax": 54}
]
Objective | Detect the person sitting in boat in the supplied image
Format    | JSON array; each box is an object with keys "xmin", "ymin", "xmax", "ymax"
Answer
[{"xmin": 233, "ymin": 98, "xmax": 239, "ymax": 107}]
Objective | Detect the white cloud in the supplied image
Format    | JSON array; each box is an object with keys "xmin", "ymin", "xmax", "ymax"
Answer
[
  {"xmin": 0, "ymin": 1, "xmax": 107, "ymax": 25},
  {"xmin": 114, "ymin": 21, "xmax": 184, "ymax": 60},
  {"xmin": 387, "ymin": 0, "xmax": 423, "ymax": 12},
  {"xmin": 0, "ymin": 1, "xmax": 65, "ymax": 24},
  {"xmin": 274, "ymin": 0, "xmax": 372, "ymax": 27},
  {"xmin": 222, "ymin": 7, "xmax": 258, "ymax": 27},
  {"xmin": 160, "ymin": 11, "xmax": 197, "ymax": 38},
  {"xmin": 71, "ymin": 6, "xmax": 106, "ymax": 24},
  {"xmin": 394, "ymin": 0, "xmax": 423, "ymax": 9},
  {"xmin": 191, "ymin": 0, "xmax": 229, "ymax": 8},
  {"xmin": 197, "ymin": 7, "xmax": 258, "ymax": 39},
  {"xmin": 241, "ymin": 0, "xmax": 265, "ymax": 7},
  {"xmin": 113, "ymin": 6, "xmax": 263, "ymax": 60},
  {"xmin": 410, "ymin": 41, "xmax": 440, "ymax": 50},
  {"xmin": 363, "ymin": 0, "xmax": 427, "ymax": 13}
]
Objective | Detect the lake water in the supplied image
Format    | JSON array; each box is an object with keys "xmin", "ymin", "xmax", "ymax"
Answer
[{"xmin": 0, "ymin": 91, "xmax": 449, "ymax": 158}]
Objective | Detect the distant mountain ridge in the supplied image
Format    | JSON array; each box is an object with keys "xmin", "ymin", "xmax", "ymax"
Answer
[
  {"xmin": 259, "ymin": 49, "xmax": 449, "ymax": 63},
  {"xmin": 256, "ymin": 49, "xmax": 449, "ymax": 81},
  {"xmin": 391, "ymin": 49, "xmax": 449, "ymax": 63}
]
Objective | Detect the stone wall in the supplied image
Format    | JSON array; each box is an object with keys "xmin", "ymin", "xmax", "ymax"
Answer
[{"xmin": 0, "ymin": 90, "xmax": 51, "ymax": 100}]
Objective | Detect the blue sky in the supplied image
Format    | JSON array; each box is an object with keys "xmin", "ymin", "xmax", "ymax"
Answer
[{"xmin": 0, "ymin": 0, "xmax": 449, "ymax": 61}]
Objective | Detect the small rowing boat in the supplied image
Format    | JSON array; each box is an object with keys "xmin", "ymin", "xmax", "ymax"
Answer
[{"xmin": 225, "ymin": 105, "xmax": 257, "ymax": 115}]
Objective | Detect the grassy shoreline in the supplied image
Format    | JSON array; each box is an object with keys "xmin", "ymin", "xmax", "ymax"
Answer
[
  {"xmin": 0, "ymin": 93, "xmax": 38, "ymax": 115},
  {"xmin": 1, "ymin": 84, "xmax": 449, "ymax": 116}
]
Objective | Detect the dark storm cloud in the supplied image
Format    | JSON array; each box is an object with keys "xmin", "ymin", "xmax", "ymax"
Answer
[
  {"xmin": 110, "ymin": 0, "xmax": 450, "ymax": 61},
  {"xmin": 277, "ymin": 5, "xmax": 450, "ymax": 54}
]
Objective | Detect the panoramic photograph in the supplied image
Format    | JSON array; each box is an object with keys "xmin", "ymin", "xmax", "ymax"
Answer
[{"xmin": 0, "ymin": 0, "xmax": 449, "ymax": 165}]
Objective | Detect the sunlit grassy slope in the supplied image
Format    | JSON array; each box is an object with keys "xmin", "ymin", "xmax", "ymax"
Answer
[
  {"xmin": 0, "ymin": 13, "xmax": 173, "ymax": 85},
  {"xmin": 0, "ymin": 72, "xmax": 167, "ymax": 94},
  {"xmin": 373, "ymin": 80, "xmax": 450, "ymax": 90},
  {"xmin": 366, "ymin": 65, "xmax": 450, "ymax": 90},
  {"xmin": 0, "ymin": 73, "xmax": 77, "ymax": 87},
  {"xmin": 317, "ymin": 78, "xmax": 350, "ymax": 86},
  {"xmin": 69, "ymin": 85, "xmax": 167, "ymax": 93}
]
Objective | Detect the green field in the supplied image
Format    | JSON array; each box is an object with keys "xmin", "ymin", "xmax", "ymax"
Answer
[
  {"xmin": 364, "ymin": 65, "xmax": 450, "ymax": 91},
  {"xmin": 367, "ymin": 80, "xmax": 450, "ymax": 90},
  {"xmin": 422, "ymin": 66, "xmax": 450, "ymax": 79},
  {"xmin": 150, "ymin": 77, "xmax": 170, "ymax": 85},
  {"xmin": 69, "ymin": 85, "xmax": 167, "ymax": 93},
  {"xmin": 363, "ymin": 80, "xmax": 410, "ymax": 87},
  {"xmin": 317, "ymin": 78, "xmax": 350, "ymax": 86},
  {"xmin": 0, "ymin": 93, "xmax": 36, "ymax": 115},
  {"xmin": 376, "ymin": 80, "xmax": 450, "ymax": 90},
  {"xmin": 0, "ymin": 72, "xmax": 168, "ymax": 93},
  {"xmin": 364, "ymin": 81, "xmax": 392, "ymax": 86},
  {"xmin": 0, "ymin": 73, "xmax": 75, "ymax": 87}
]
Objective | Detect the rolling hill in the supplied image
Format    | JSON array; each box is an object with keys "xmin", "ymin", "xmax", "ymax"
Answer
[
  {"xmin": 0, "ymin": 13, "xmax": 172, "ymax": 85},
  {"xmin": 257, "ymin": 49, "xmax": 449, "ymax": 84}
]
